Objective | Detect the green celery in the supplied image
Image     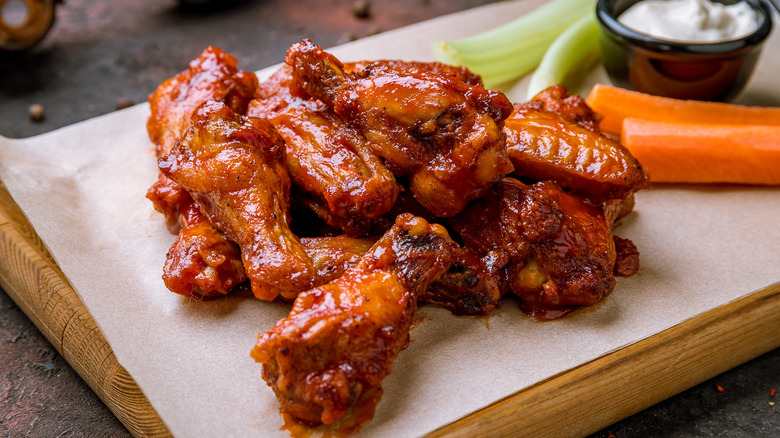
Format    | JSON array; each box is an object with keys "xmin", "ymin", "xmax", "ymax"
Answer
[
  {"xmin": 526, "ymin": 12, "xmax": 600, "ymax": 100},
  {"xmin": 432, "ymin": 0, "xmax": 597, "ymax": 88}
]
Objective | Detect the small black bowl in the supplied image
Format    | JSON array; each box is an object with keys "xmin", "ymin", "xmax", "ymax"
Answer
[{"xmin": 596, "ymin": 0, "xmax": 773, "ymax": 101}]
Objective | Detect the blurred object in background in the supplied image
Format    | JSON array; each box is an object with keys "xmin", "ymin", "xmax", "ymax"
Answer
[
  {"xmin": 0, "ymin": 0, "xmax": 60, "ymax": 61},
  {"xmin": 177, "ymin": 0, "xmax": 241, "ymax": 13}
]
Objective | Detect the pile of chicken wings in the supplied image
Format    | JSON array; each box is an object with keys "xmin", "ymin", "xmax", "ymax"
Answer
[{"xmin": 146, "ymin": 40, "xmax": 648, "ymax": 434}]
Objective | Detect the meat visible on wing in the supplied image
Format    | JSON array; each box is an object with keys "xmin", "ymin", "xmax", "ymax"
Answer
[
  {"xmin": 147, "ymin": 45, "xmax": 259, "ymax": 157},
  {"xmin": 249, "ymin": 66, "xmax": 400, "ymax": 236},
  {"xmin": 159, "ymin": 100, "xmax": 315, "ymax": 301},
  {"xmin": 252, "ymin": 214, "xmax": 458, "ymax": 427},
  {"xmin": 450, "ymin": 178, "xmax": 624, "ymax": 319},
  {"xmin": 505, "ymin": 87, "xmax": 649, "ymax": 204},
  {"xmin": 420, "ymin": 249, "xmax": 503, "ymax": 316},
  {"xmin": 520, "ymin": 84, "xmax": 603, "ymax": 133},
  {"xmin": 299, "ymin": 235, "xmax": 374, "ymax": 284},
  {"xmin": 285, "ymin": 39, "xmax": 514, "ymax": 217},
  {"xmin": 162, "ymin": 200, "xmax": 247, "ymax": 298},
  {"xmin": 344, "ymin": 59, "xmax": 483, "ymax": 86},
  {"xmin": 145, "ymin": 46, "xmax": 259, "ymax": 297},
  {"xmin": 302, "ymin": 230, "xmax": 504, "ymax": 317}
]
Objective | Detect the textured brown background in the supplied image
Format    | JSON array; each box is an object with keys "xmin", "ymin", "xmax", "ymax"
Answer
[{"xmin": 1, "ymin": 0, "xmax": 778, "ymax": 436}]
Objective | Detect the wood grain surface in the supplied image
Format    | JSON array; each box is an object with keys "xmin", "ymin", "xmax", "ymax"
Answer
[
  {"xmin": 1, "ymin": 174, "xmax": 778, "ymax": 437},
  {"xmin": 1, "ymin": 1, "xmax": 778, "ymax": 436},
  {"xmin": 0, "ymin": 181, "xmax": 171, "ymax": 438}
]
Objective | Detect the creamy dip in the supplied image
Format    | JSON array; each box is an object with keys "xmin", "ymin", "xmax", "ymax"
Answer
[{"xmin": 618, "ymin": 0, "xmax": 760, "ymax": 43}]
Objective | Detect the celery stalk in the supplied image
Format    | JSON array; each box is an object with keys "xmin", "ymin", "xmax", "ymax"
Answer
[
  {"xmin": 432, "ymin": 0, "xmax": 597, "ymax": 88},
  {"xmin": 526, "ymin": 12, "xmax": 600, "ymax": 100}
]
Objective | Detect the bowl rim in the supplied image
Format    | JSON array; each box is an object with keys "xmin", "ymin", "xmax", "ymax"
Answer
[{"xmin": 596, "ymin": 0, "xmax": 774, "ymax": 55}]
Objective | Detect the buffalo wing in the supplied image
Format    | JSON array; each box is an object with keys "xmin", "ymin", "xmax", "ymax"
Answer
[
  {"xmin": 145, "ymin": 44, "xmax": 649, "ymax": 438},
  {"xmin": 450, "ymin": 178, "xmax": 624, "ymax": 319},
  {"xmin": 252, "ymin": 214, "xmax": 457, "ymax": 427},
  {"xmin": 248, "ymin": 66, "xmax": 400, "ymax": 235},
  {"xmin": 162, "ymin": 201, "xmax": 247, "ymax": 298},
  {"xmin": 159, "ymin": 100, "xmax": 315, "ymax": 301},
  {"xmin": 505, "ymin": 86, "xmax": 648, "ymax": 204},
  {"xmin": 285, "ymin": 39, "xmax": 514, "ymax": 217},
  {"xmin": 147, "ymin": 46, "xmax": 258, "ymax": 298}
]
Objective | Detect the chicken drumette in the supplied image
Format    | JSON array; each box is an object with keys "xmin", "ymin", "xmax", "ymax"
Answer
[
  {"xmin": 285, "ymin": 39, "xmax": 514, "ymax": 217},
  {"xmin": 147, "ymin": 46, "xmax": 259, "ymax": 226},
  {"xmin": 147, "ymin": 46, "xmax": 257, "ymax": 298},
  {"xmin": 252, "ymin": 214, "xmax": 458, "ymax": 428},
  {"xmin": 161, "ymin": 201, "xmax": 247, "ymax": 298},
  {"xmin": 159, "ymin": 100, "xmax": 316, "ymax": 301}
]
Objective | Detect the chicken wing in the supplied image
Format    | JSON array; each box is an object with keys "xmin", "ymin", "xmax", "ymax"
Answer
[
  {"xmin": 285, "ymin": 39, "xmax": 514, "ymax": 217},
  {"xmin": 162, "ymin": 200, "xmax": 247, "ymax": 298},
  {"xmin": 159, "ymin": 100, "xmax": 315, "ymax": 301},
  {"xmin": 248, "ymin": 66, "xmax": 400, "ymax": 235},
  {"xmin": 147, "ymin": 46, "xmax": 259, "ymax": 226},
  {"xmin": 304, "ymin": 231, "xmax": 503, "ymax": 316},
  {"xmin": 299, "ymin": 235, "xmax": 374, "ymax": 284},
  {"xmin": 505, "ymin": 86, "xmax": 648, "ymax": 204},
  {"xmin": 519, "ymin": 84, "xmax": 603, "ymax": 133},
  {"xmin": 147, "ymin": 46, "xmax": 259, "ymax": 298},
  {"xmin": 450, "ymin": 178, "xmax": 625, "ymax": 319},
  {"xmin": 251, "ymin": 214, "xmax": 458, "ymax": 428},
  {"xmin": 420, "ymin": 249, "xmax": 503, "ymax": 316},
  {"xmin": 147, "ymin": 45, "xmax": 259, "ymax": 158}
]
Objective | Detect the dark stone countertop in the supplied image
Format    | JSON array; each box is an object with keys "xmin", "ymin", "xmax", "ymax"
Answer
[{"xmin": 1, "ymin": 0, "xmax": 778, "ymax": 436}]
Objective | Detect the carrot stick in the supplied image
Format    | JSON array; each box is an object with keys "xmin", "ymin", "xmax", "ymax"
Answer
[
  {"xmin": 621, "ymin": 118, "xmax": 780, "ymax": 185},
  {"xmin": 587, "ymin": 84, "xmax": 780, "ymax": 136}
]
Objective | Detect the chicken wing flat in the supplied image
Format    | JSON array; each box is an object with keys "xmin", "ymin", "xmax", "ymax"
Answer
[
  {"xmin": 285, "ymin": 39, "xmax": 514, "ymax": 217},
  {"xmin": 248, "ymin": 66, "xmax": 400, "ymax": 235},
  {"xmin": 159, "ymin": 100, "xmax": 315, "ymax": 301},
  {"xmin": 505, "ymin": 87, "xmax": 648, "ymax": 204},
  {"xmin": 450, "ymin": 178, "xmax": 625, "ymax": 319},
  {"xmin": 251, "ymin": 214, "xmax": 457, "ymax": 428},
  {"xmin": 519, "ymin": 84, "xmax": 603, "ymax": 133}
]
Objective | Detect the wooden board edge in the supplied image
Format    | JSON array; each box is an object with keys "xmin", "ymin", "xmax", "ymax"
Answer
[
  {"xmin": 426, "ymin": 282, "xmax": 780, "ymax": 437},
  {"xmin": 0, "ymin": 182, "xmax": 171, "ymax": 438},
  {"xmin": 2, "ymin": 179, "xmax": 779, "ymax": 438}
]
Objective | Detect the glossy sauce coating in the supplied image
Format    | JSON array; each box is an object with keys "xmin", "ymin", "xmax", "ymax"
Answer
[
  {"xmin": 450, "ymin": 178, "xmax": 621, "ymax": 316},
  {"xmin": 506, "ymin": 86, "xmax": 649, "ymax": 204},
  {"xmin": 146, "ymin": 46, "xmax": 258, "ymax": 297},
  {"xmin": 159, "ymin": 100, "xmax": 315, "ymax": 301},
  {"xmin": 147, "ymin": 45, "xmax": 258, "ymax": 158},
  {"xmin": 252, "ymin": 214, "xmax": 457, "ymax": 428},
  {"xmin": 249, "ymin": 66, "xmax": 400, "ymax": 235},
  {"xmin": 144, "ymin": 45, "xmax": 647, "ymax": 437},
  {"xmin": 285, "ymin": 39, "xmax": 514, "ymax": 217},
  {"xmin": 162, "ymin": 200, "xmax": 247, "ymax": 298}
]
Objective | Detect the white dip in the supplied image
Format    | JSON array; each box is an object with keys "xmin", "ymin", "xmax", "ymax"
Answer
[{"xmin": 618, "ymin": 0, "xmax": 760, "ymax": 43}]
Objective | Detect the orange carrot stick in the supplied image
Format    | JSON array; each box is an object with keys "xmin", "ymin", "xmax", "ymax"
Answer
[
  {"xmin": 621, "ymin": 118, "xmax": 780, "ymax": 185},
  {"xmin": 587, "ymin": 84, "xmax": 780, "ymax": 136}
]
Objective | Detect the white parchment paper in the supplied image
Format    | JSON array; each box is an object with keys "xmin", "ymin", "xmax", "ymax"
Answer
[{"xmin": 1, "ymin": 1, "xmax": 779, "ymax": 437}]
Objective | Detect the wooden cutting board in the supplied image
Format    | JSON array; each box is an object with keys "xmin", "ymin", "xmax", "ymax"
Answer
[
  {"xmin": 2, "ymin": 0, "xmax": 780, "ymax": 434},
  {"xmin": 2, "ymin": 181, "xmax": 779, "ymax": 438},
  {"xmin": 0, "ymin": 181, "xmax": 169, "ymax": 437}
]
